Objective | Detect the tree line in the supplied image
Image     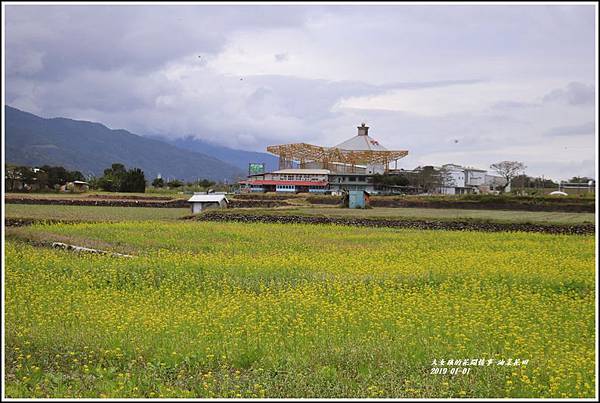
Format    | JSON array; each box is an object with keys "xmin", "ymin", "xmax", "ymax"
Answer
[
  {"xmin": 150, "ymin": 177, "xmax": 216, "ymax": 189},
  {"xmin": 5, "ymin": 165, "xmax": 85, "ymax": 192},
  {"xmin": 6, "ymin": 162, "xmax": 219, "ymax": 193},
  {"xmin": 90, "ymin": 163, "xmax": 146, "ymax": 193}
]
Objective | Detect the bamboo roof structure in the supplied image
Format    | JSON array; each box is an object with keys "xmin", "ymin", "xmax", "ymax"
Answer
[{"xmin": 266, "ymin": 124, "xmax": 408, "ymax": 171}]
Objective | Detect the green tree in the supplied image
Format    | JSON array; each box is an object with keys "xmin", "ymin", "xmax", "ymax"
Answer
[
  {"xmin": 490, "ymin": 161, "xmax": 527, "ymax": 193},
  {"xmin": 166, "ymin": 179, "xmax": 183, "ymax": 188},
  {"xmin": 38, "ymin": 165, "xmax": 85, "ymax": 188},
  {"xmin": 98, "ymin": 163, "xmax": 127, "ymax": 191},
  {"xmin": 97, "ymin": 163, "xmax": 145, "ymax": 192},
  {"xmin": 120, "ymin": 168, "xmax": 146, "ymax": 193},
  {"xmin": 152, "ymin": 177, "xmax": 165, "ymax": 188},
  {"xmin": 66, "ymin": 170, "xmax": 85, "ymax": 182},
  {"xmin": 409, "ymin": 166, "xmax": 449, "ymax": 193},
  {"xmin": 5, "ymin": 165, "xmax": 35, "ymax": 191},
  {"xmin": 198, "ymin": 179, "xmax": 216, "ymax": 188},
  {"xmin": 569, "ymin": 176, "xmax": 593, "ymax": 184},
  {"xmin": 16, "ymin": 166, "xmax": 36, "ymax": 186},
  {"xmin": 373, "ymin": 174, "xmax": 410, "ymax": 187}
]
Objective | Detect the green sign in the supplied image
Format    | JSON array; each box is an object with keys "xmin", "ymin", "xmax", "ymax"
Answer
[{"xmin": 248, "ymin": 163, "xmax": 265, "ymax": 175}]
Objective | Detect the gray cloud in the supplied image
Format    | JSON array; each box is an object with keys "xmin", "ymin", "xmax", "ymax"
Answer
[
  {"xmin": 491, "ymin": 101, "xmax": 541, "ymax": 110},
  {"xmin": 543, "ymin": 82, "xmax": 595, "ymax": 105},
  {"xmin": 4, "ymin": 4, "xmax": 597, "ymax": 180},
  {"xmin": 274, "ymin": 53, "xmax": 288, "ymax": 62},
  {"xmin": 5, "ymin": 5, "xmax": 311, "ymax": 80},
  {"xmin": 544, "ymin": 121, "xmax": 595, "ymax": 137}
]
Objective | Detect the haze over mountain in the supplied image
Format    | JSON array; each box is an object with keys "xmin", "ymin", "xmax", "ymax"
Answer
[
  {"xmin": 4, "ymin": 106, "xmax": 246, "ymax": 182},
  {"xmin": 164, "ymin": 136, "xmax": 278, "ymax": 173}
]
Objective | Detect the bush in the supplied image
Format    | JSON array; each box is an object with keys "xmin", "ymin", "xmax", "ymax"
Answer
[
  {"xmin": 97, "ymin": 163, "xmax": 146, "ymax": 193},
  {"xmin": 166, "ymin": 180, "xmax": 183, "ymax": 188},
  {"xmin": 120, "ymin": 168, "xmax": 146, "ymax": 193}
]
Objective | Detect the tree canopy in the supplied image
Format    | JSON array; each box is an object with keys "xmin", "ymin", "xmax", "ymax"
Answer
[
  {"xmin": 97, "ymin": 163, "xmax": 146, "ymax": 193},
  {"xmin": 490, "ymin": 161, "xmax": 526, "ymax": 193}
]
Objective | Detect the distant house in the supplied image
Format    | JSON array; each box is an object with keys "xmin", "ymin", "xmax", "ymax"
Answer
[
  {"xmin": 437, "ymin": 164, "xmax": 509, "ymax": 194},
  {"xmin": 60, "ymin": 180, "xmax": 89, "ymax": 193},
  {"xmin": 188, "ymin": 193, "xmax": 229, "ymax": 214}
]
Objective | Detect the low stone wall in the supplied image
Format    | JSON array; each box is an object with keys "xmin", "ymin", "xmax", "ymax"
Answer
[
  {"xmin": 369, "ymin": 199, "xmax": 595, "ymax": 212},
  {"xmin": 197, "ymin": 212, "xmax": 595, "ymax": 235},
  {"xmin": 229, "ymin": 200, "xmax": 292, "ymax": 208},
  {"xmin": 4, "ymin": 196, "xmax": 296, "ymax": 210},
  {"xmin": 304, "ymin": 196, "xmax": 595, "ymax": 212},
  {"xmin": 87, "ymin": 194, "xmax": 175, "ymax": 201},
  {"xmin": 305, "ymin": 196, "xmax": 341, "ymax": 205},
  {"xmin": 5, "ymin": 197, "xmax": 189, "ymax": 208},
  {"xmin": 233, "ymin": 194, "xmax": 302, "ymax": 201}
]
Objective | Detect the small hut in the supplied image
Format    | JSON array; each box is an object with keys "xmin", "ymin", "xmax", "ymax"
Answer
[
  {"xmin": 188, "ymin": 193, "xmax": 229, "ymax": 214},
  {"xmin": 342, "ymin": 190, "xmax": 371, "ymax": 209},
  {"xmin": 60, "ymin": 180, "xmax": 90, "ymax": 193}
]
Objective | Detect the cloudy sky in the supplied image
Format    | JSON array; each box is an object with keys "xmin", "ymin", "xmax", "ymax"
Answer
[{"xmin": 4, "ymin": 3, "xmax": 597, "ymax": 180}]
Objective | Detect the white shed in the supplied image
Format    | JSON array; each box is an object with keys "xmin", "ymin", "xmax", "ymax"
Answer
[{"xmin": 187, "ymin": 194, "xmax": 229, "ymax": 214}]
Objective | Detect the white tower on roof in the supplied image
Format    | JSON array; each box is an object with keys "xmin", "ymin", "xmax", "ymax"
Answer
[
  {"xmin": 334, "ymin": 123, "xmax": 388, "ymax": 152},
  {"xmin": 333, "ymin": 123, "xmax": 388, "ymax": 174}
]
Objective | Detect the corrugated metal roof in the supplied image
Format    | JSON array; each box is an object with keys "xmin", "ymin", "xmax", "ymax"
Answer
[
  {"xmin": 188, "ymin": 194, "xmax": 229, "ymax": 203},
  {"xmin": 273, "ymin": 169, "xmax": 330, "ymax": 174},
  {"xmin": 242, "ymin": 180, "xmax": 328, "ymax": 186},
  {"xmin": 334, "ymin": 134, "xmax": 388, "ymax": 151}
]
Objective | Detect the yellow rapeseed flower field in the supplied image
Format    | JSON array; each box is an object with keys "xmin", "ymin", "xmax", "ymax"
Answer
[{"xmin": 4, "ymin": 221, "xmax": 595, "ymax": 398}]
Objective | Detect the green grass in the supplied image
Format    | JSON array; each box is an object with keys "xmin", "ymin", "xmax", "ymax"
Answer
[
  {"xmin": 5, "ymin": 204, "xmax": 191, "ymax": 222},
  {"xmin": 207, "ymin": 206, "xmax": 595, "ymax": 225},
  {"xmin": 4, "ymin": 221, "xmax": 595, "ymax": 398}
]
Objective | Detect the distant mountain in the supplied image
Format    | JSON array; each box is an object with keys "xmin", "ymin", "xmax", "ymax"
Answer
[
  {"xmin": 166, "ymin": 136, "xmax": 279, "ymax": 173},
  {"xmin": 4, "ymin": 106, "xmax": 245, "ymax": 182}
]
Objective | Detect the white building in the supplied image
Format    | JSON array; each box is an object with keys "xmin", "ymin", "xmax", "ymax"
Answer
[
  {"xmin": 438, "ymin": 164, "xmax": 507, "ymax": 194},
  {"xmin": 188, "ymin": 193, "xmax": 229, "ymax": 214},
  {"xmin": 483, "ymin": 174, "xmax": 510, "ymax": 193},
  {"xmin": 240, "ymin": 169, "xmax": 329, "ymax": 193}
]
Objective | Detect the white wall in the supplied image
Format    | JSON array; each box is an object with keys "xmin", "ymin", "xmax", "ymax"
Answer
[
  {"xmin": 466, "ymin": 171, "xmax": 485, "ymax": 186},
  {"xmin": 443, "ymin": 168, "xmax": 465, "ymax": 188},
  {"xmin": 439, "ymin": 186, "xmax": 456, "ymax": 195}
]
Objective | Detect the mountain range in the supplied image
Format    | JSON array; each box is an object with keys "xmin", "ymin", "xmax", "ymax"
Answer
[
  {"xmin": 166, "ymin": 137, "xmax": 278, "ymax": 173},
  {"xmin": 4, "ymin": 106, "xmax": 277, "ymax": 181}
]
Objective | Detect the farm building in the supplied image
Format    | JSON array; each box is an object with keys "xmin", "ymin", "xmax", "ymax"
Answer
[
  {"xmin": 266, "ymin": 123, "xmax": 408, "ymax": 174},
  {"xmin": 188, "ymin": 193, "xmax": 229, "ymax": 214},
  {"xmin": 60, "ymin": 180, "xmax": 89, "ymax": 193},
  {"xmin": 346, "ymin": 190, "xmax": 371, "ymax": 209},
  {"xmin": 240, "ymin": 123, "xmax": 409, "ymax": 193},
  {"xmin": 239, "ymin": 123, "xmax": 511, "ymax": 195},
  {"xmin": 437, "ymin": 164, "xmax": 507, "ymax": 195},
  {"xmin": 239, "ymin": 169, "xmax": 329, "ymax": 193}
]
